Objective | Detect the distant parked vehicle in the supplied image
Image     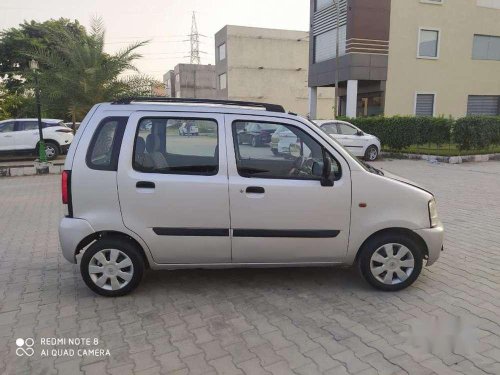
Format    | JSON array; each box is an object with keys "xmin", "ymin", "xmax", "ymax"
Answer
[
  {"xmin": 0, "ymin": 118, "xmax": 74, "ymax": 160},
  {"xmin": 179, "ymin": 122, "xmax": 199, "ymax": 136},
  {"xmin": 64, "ymin": 122, "xmax": 81, "ymax": 131},
  {"xmin": 270, "ymin": 125, "xmax": 297, "ymax": 156},
  {"xmin": 315, "ymin": 120, "xmax": 382, "ymax": 161},
  {"xmin": 237, "ymin": 122, "xmax": 275, "ymax": 147}
]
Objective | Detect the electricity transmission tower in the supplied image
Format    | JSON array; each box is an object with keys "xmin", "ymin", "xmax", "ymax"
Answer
[{"xmin": 189, "ymin": 11, "xmax": 201, "ymax": 64}]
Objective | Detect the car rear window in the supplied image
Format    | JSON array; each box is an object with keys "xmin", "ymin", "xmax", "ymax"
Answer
[{"xmin": 86, "ymin": 117, "xmax": 128, "ymax": 171}]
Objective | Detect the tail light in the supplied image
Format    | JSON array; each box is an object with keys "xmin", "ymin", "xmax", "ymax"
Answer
[{"xmin": 62, "ymin": 170, "xmax": 70, "ymax": 204}]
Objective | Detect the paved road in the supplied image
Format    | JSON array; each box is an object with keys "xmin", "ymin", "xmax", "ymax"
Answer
[{"xmin": 0, "ymin": 159, "xmax": 499, "ymax": 374}]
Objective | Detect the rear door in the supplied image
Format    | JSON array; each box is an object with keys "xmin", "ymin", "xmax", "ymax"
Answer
[
  {"xmin": 0, "ymin": 121, "xmax": 16, "ymax": 150},
  {"xmin": 117, "ymin": 111, "xmax": 231, "ymax": 264},
  {"xmin": 226, "ymin": 115, "xmax": 352, "ymax": 263}
]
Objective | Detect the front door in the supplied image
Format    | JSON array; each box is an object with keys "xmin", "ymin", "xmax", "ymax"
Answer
[
  {"xmin": 337, "ymin": 122, "xmax": 365, "ymax": 156},
  {"xmin": 226, "ymin": 115, "xmax": 352, "ymax": 263},
  {"xmin": 0, "ymin": 121, "xmax": 16, "ymax": 151},
  {"xmin": 117, "ymin": 112, "xmax": 231, "ymax": 264}
]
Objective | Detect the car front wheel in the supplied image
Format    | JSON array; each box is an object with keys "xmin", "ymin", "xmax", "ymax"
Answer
[
  {"xmin": 359, "ymin": 233, "xmax": 423, "ymax": 291},
  {"xmin": 80, "ymin": 238, "xmax": 145, "ymax": 297},
  {"xmin": 251, "ymin": 136, "xmax": 259, "ymax": 147},
  {"xmin": 364, "ymin": 145, "xmax": 379, "ymax": 161}
]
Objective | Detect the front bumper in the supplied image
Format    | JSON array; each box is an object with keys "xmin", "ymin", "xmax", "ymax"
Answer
[
  {"xmin": 59, "ymin": 217, "xmax": 95, "ymax": 263},
  {"xmin": 414, "ymin": 220, "xmax": 444, "ymax": 266}
]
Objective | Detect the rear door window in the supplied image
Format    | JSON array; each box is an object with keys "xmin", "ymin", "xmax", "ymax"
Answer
[
  {"xmin": 133, "ymin": 118, "xmax": 218, "ymax": 175},
  {"xmin": 0, "ymin": 121, "xmax": 15, "ymax": 133},
  {"xmin": 86, "ymin": 117, "xmax": 128, "ymax": 171}
]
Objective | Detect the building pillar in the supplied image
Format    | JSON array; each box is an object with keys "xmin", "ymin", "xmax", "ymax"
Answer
[
  {"xmin": 308, "ymin": 87, "xmax": 318, "ymax": 119},
  {"xmin": 346, "ymin": 80, "xmax": 358, "ymax": 118}
]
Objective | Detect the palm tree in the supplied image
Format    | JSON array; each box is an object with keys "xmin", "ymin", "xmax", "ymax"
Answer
[{"xmin": 25, "ymin": 17, "xmax": 158, "ymax": 127}]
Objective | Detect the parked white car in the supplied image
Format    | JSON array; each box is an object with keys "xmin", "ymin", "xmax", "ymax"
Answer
[
  {"xmin": 315, "ymin": 120, "xmax": 381, "ymax": 161},
  {"xmin": 59, "ymin": 98, "xmax": 443, "ymax": 297},
  {"xmin": 0, "ymin": 118, "xmax": 74, "ymax": 160}
]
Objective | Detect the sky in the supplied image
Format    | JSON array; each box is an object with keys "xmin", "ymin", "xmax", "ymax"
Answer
[{"xmin": 0, "ymin": 0, "xmax": 309, "ymax": 81}]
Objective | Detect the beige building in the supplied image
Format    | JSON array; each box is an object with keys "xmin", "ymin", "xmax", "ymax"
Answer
[
  {"xmin": 215, "ymin": 25, "xmax": 335, "ymax": 118},
  {"xmin": 163, "ymin": 64, "xmax": 217, "ymax": 99},
  {"xmin": 308, "ymin": 0, "xmax": 500, "ymax": 118}
]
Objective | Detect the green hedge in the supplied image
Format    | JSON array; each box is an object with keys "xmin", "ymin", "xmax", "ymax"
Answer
[
  {"xmin": 338, "ymin": 115, "xmax": 500, "ymax": 152},
  {"xmin": 453, "ymin": 116, "xmax": 500, "ymax": 150},
  {"xmin": 343, "ymin": 116, "xmax": 453, "ymax": 150}
]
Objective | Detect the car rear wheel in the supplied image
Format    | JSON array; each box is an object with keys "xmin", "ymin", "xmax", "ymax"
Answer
[
  {"xmin": 364, "ymin": 145, "xmax": 379, "ymax": 161},
  {"xmin": 80, "ymin": 238, "xmax": 145, "ymax": 297},
  {"xmin": 359, "ymin": 233, "xmax": 423, "ymax": 291},
  {"xmin": 37, "ymin": 141, "xmax": 59, "ymax": 160}
]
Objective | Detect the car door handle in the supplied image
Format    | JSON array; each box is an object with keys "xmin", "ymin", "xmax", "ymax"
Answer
[
  {"xmin": 136, "ymin": 181, "xmax": 155, "ymax": 189},
  {"xmin": 246, "ymin": 186, "xmax": 265, "ymax": 194}
]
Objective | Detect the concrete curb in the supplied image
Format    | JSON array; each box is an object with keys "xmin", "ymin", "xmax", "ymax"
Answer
[
  {"xmin": 381, "ymin": 152, "xmax": 500, "ymax": 164},
  {"xmin": 0, "ymin": 162, "xmax": 64, "ymax": 177}
]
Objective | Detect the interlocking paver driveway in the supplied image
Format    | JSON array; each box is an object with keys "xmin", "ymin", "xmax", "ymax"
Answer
[{"xmin": 0, "ymin": 159, "xmax": 499, "ymax": 375}]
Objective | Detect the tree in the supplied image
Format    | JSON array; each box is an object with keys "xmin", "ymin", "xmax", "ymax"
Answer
[
  {"xmin": 1, "ymin": 17, "xmax": 161, "ymax": 124},
  {"xmin": 0, "ymin": 18, "xmax": 86, "ymax": 93}
]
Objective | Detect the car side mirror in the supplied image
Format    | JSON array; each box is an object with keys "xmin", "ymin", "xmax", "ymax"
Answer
[
  {"xmin": 356, "ymin": 130, "xmax": 364, "ymax": 136},
  {"xmin": 320, "ymin": 154, "xmax": 334, "ymax": 187}
]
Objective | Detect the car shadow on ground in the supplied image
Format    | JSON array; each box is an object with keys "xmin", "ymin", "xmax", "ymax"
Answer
[{"xmin": 135, "ymin": 266, "xmax": 370, "ymax": 297}]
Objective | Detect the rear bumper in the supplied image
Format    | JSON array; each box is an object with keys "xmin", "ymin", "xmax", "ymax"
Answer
[
  {"xmin": 414, "ymin": 221, "xmax": 444, "ymax": 266},
  {"xmin": 59, "ymin": 217, "xmax": 95, "ymax": 263}
]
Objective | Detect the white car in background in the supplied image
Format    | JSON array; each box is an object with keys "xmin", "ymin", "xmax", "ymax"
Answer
[
  {"xmin": 315, "ymin": 120, "xmax": 381, "ymax": 161},
  {"xmin": 0, "ymin": 118, "xmax": 74, "ymax": 160},
  {"xmin": 178, "ymin": 122, "xmax": 199, "ymax": 136}
]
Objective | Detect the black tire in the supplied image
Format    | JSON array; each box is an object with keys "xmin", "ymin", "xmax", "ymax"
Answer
[
  {"xmin": 358, "ymin": 232, "xmax": 423, "ymax": 291},
  {"xmin": 364, "ymin": 145, "xmax": 379, "ymax": 161},
  {"xmin": 271, "ymin": 148, "xmax": 279, "ymax": 156},
  {"xmin": 37, "ymin": 141, "xmax": 59, "ymax": 160},
  {"xmin": 251, "ymin": 136, "xmax": 259, "ymax": 147},
  {"xmin": 80, "ymin": 238, "xmax": 145, "ymax": 297},
  {"xmin": 238, "ymin": 135, "xmax": 244, "ymax": 145}
]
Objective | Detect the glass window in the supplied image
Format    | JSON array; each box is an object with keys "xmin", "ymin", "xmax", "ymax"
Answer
[
  {"xmin": 472, "ymin": 35, "xmax": 500, "ymax": 61},
  {"xmin": 0, "ymin": 121, "xmax": 15, "ymax": 133},
  {"xmin": 219, "ymin": 73, "xmax": 227, "ymax": 90},
  {"xmin": 320, "ymin": 123, "xmax": 339, "ymax": 135},
  {"xmin": 418, "ymin": 29, "xmax": 439, "ymax": 58},
  {"xmin": 18, "ymin": 121, "xmax": 38, "ymax": 131},
  {"xmin": 233, "ymin": 121, "xmax": 341, "ymax": 181},
  {"xmin": 86, "ymin": 117, "xmax": 128, "ymax": 171},
  {"xmin": 134, "ymin": 118, "xmax": 218, "ymax": 175},
  {"xmin": 316, "ymin": 0, "xmax": 333, "ymax": 11},
  {"xmin": 314, "ymin": 26, "xmax": 347, "ymax": 63},
  {"xmin": 338, "ymin": 123, "xmax": 358, "ymax": 135},
  {"xmin": 218, "ymin": 43, "xmax": 226, "ymax": 61},
  {"xmin": 415, "ymin": 94, "xmax": 435, "ymax": 116}
]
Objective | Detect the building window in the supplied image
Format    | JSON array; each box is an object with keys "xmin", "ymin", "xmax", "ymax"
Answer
[
  {"xmin": 477, "ymin": 0, "xmax": 500, "ymax": 9},
  {"xmin": 218, "ymin": 73, "xmax": 227, "ymax": 90},
  {"xmin": 415, "ymin": 93, "xmax": 435, "ymax": 116},
  {"xmin": 467, "ymin": 96, "xmax": 500, "ymax": 115},
  {"xmin": 418, "ymin": 28, "xmax": 440, "ymax": 59},
  {"xmin": 218, "ymin": 43, "xmax": 226, "ymax": 61},
  {"xmin": 315, "ymin": 0, "xmax": 333, "ymax": 11},
  {"xmin": 420, "ymin": 0, "xmax": 443, "ymax": 4},
  {"xmin": 472, "ymin": 35, "xmax": 500, "ymax": 61},
  {"xmin": 314, "ymin": 26, "xmax": 346, "ymax": 63}
]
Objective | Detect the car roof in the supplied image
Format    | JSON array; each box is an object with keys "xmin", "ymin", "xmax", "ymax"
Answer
[
  {"xmin": 314, "ymin": 119, "xmax": 354, "ymax": 126},
  {"xmin": 97, "ymin": 102, "xmax": 299, "ymax": 121}
]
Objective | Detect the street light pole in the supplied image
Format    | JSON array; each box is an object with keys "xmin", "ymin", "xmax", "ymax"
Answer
[
  {"xmin": 334, "ymin": 0, "xmax": 340, "ymax": 119},
  {"xmin": 30, "ymin": 59, "xmax": 49, "ymax": 172}
]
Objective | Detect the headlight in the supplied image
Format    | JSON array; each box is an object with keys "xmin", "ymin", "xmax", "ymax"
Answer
[{"xmin": 428, "ymin": 198, "xmax": 439, "ymax": 228}]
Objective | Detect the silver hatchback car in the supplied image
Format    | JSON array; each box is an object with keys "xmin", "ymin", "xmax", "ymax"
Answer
[{"xmin": 60, "ymin": 98, "xmax": 443, "ymax": 297}]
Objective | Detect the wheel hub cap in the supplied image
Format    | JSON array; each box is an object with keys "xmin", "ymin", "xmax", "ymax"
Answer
[
  {"xmin": 88, "ymin": 249, "xmax": 134, "ymax": 291},
  {"xmin": 370, "ymin": 243, "xmax": 415, "ymax": 285}
]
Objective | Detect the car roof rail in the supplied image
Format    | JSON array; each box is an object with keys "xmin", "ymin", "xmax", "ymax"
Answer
[{"xmin": 111, "ymin": 97, "xmax": 286, "ymax": 113}]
